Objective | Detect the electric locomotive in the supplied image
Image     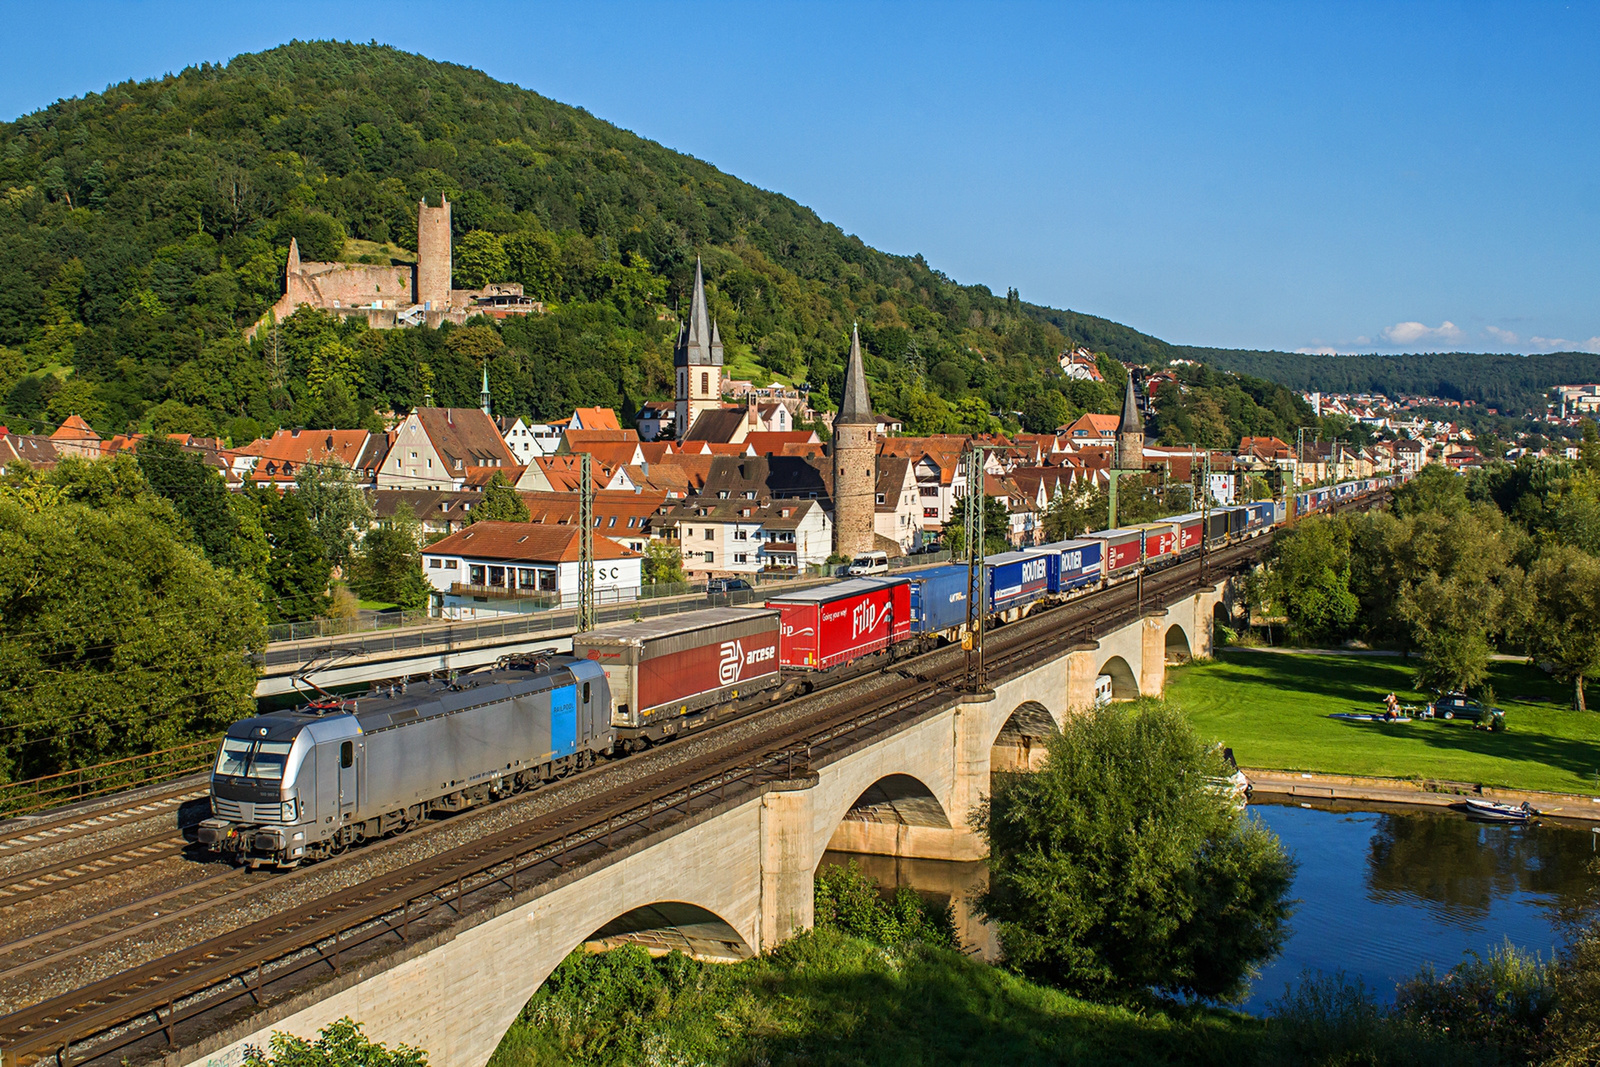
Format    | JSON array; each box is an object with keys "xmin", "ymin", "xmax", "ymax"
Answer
[{"xmin": 200, "ymin": 655, "xmax": 611, "ymax": 868}]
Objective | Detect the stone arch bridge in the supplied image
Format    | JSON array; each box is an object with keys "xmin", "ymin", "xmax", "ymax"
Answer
[{"xmin": 175, "ymin": 580, "xmax": 1226, "ymax": 1067}]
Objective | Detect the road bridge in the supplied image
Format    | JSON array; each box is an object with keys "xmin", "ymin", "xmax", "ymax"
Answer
[{"xmin": 158, "ymin": 573, "xmax": 1229, "ymax": 1067}]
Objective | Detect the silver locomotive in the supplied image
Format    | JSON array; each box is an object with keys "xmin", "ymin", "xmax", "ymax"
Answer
[{"xmin": 199, "ymin": 656, "xmax": 611, "ymax": 868}]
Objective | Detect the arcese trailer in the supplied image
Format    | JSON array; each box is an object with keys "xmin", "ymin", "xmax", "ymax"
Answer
[{"xmin": 573, "ymin": 608, "xmax": 784, "ymax": 743}]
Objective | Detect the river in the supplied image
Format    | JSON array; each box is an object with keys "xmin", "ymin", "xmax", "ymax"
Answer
[{"xmin": 821, "ymin": 797, "xmax": 1598, "ymax": 1010}]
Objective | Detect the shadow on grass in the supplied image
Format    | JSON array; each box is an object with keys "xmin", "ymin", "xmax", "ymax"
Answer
[{"xmin": 744, "ymin": 938, "xmax": 1257, "ymax": 1067}]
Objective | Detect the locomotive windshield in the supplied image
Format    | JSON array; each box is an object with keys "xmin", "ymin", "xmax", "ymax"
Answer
[{"xmin": 215, "ymin": 738, "xmax": 293, "ymax": 780}]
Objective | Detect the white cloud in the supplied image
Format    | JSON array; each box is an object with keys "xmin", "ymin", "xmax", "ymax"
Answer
[
  {"xmin": 1484, "ymin": 326, "xmax": 1519, "ymax": 346},
  {"xmin": 1381, "ymin": 320, "xmax": 1465, "ymax": 346},
  {"xmin": 1531, "ymin": 336, "xmax": 1600, "ymax": 354},
  {"xmin": 1295, "ymin": 346, "xmax": 1340, "ymax": 355}
]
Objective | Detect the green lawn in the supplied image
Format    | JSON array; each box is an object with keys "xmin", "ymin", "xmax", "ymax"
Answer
[{"xmin": 1165, "ymin": 649, "xmax": 1600, "ymax": 796}]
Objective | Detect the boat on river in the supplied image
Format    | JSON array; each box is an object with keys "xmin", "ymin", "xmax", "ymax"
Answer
[
  {"xmin": 1328, "ymin": 712, "xmax": 1413, "ymax": 724},
  {"xmin": 1461, "ymin": 798, "xmax": 1538, "ymax": 823}
]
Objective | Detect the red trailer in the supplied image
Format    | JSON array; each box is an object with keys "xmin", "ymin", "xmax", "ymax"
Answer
[
  {"xmin": 1169, "ymin": 512, "xmax": 1205, "ymax": 553},
  {"xmin": 573, "ymin": 608, "xmax": 782, "ymax": 734},
  {"xmin": 767, "ymin": 577, "xmax": 912, "ymax": 670},
  {"xmin": 1083, "ymin": 528, "xmax": 1143, "ymax": 574},
  {"xmin": 1133, "ymin": 521, "xmax": 1179, "ymax": 563}
]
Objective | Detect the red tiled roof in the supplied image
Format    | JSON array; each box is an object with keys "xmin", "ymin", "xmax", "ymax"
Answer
[
  {"xmin": 427, "ymin": 521, "xmax": 638, "ymax": 562},
  {"xmin": 571, "ymin": 407, "xmax": 622, "ymax": 431}
]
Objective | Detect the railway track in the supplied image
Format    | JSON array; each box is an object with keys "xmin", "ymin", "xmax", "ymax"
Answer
[
  {"xmin": 0, "ymin": 538, "xmax": 1269, "ymax": 1067},
  {"xmin": 0, "ymin": 780, "xmax": 207, "ymax": 861}
]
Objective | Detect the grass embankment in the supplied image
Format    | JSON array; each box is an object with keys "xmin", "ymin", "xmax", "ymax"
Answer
[
  {"xmin": 489, "ymin": 929, "xmax": 1258, "ymax": 1067},
  {"xmin": 1166, "ymin": 650, "xmax": 1600, "ymax": 795}
]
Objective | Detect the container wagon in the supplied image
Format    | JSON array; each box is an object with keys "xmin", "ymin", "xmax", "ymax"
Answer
[
  {"xmin": 986, "ymin": 550, "xmax": 1053, "ymax": 614},
  {"xmin": 1243, "ymin": 501, "xmax": 1275, "ymax": 532},
  {"xmin": 1133, "ymin": 521, "xmax": 1180, "ymax": 566},
  {"xmin": 573, "ymin": 608, "xmax": 784, "ymax": 746},
  {"xmin": 1084, "ymin": 528, "xmax": 1143, "ymax": 575},
  {"xmin": 766, "ymin": 577, "xmax": 912, "ymax": 671},
  {"xmin": 1036, "ymin": 538, "xmax": 1104, "ymax": 594},
  {"xmin": 899, "ymin": 564, "xmax": 973, "ymax": 637},
  {"xmin": 1167, "ymin": 512, "xmax": 1206, "ymax": 556}
]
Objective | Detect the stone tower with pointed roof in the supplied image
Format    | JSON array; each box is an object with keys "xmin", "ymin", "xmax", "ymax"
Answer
[
  {"xmin": 832, "ymin": 325, "xmax": 877, "ymax": 558},
  {"xmin": 1116, "ymin": 372, "xmax": 1144, "ymax": 470},
  {"xmin": 674, "ymin": 258, "xmax": 724, "ymax": 441},
  {"xmin": 480, "ymin": 364, "xmax": 492, "ymax": 416}
]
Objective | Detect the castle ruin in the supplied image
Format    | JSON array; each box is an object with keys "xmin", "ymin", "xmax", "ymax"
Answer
[{"xmin": 250, "ymin": 198, "xmax": 536, "ymax": 337}]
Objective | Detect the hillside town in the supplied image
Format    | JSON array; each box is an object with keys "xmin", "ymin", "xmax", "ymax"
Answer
[{"xmin": 0, "ymin": 278, "xmax": 1479, "ymax": 624}]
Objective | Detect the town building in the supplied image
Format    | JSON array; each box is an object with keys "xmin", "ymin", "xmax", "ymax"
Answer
[
  {"xmin": 1115, "ymin": 375, "xmax": 1144, "ymax": 470},
  {"xmin": 379, "ymin": 407, "xmax": 521, "ymax": 492},
  {"xmin": 422, "ymin": 522, "xmax": 641, "ymax": 619}
]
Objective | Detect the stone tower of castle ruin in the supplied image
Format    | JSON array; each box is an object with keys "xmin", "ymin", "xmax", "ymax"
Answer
[{"xmin": 416, "ymin": 197, "xmax": 452, "ymax": 310}]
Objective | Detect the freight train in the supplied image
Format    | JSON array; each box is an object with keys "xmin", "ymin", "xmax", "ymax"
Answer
[{"xmin": 201, "ymin": 475, "xmax": 1401, "ymax": 868}]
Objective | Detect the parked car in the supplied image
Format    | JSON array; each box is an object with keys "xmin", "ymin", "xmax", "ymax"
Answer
[{"xmin": 705, "ymin": 577, "xmax": 754, "ymax": 605}]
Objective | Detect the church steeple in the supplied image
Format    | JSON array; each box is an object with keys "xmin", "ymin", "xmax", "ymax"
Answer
[
  {"xmin": 480, "ymin": 364, "xmax": 492, "ymax": 417},
  {"xmin": 674, "ymin": 257, "xmax": 721, "ymax": 368},
  {"xmin": 674, "ymin": 256, "xmax": 724, "ymax": 441},
  {"xmin": 837, "ymin": 323, "xmax": 872, "ymax": 425}
]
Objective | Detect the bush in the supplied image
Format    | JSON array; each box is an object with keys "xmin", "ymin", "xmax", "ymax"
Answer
[
  {"xmin": 1395, "ymin": 943, "xmax": 1555, "ymax": 1062},
  {"xmin": 1261, "ymin": 972, "xmax": 1478, "ymax": 1067},
  {"xmin": 978, "ymin": 700, "xmax": 1296, "ymax": 1003},
  {"xmin": 813, "ymin": 860, "xmax": 954, "ymax": 949},
  {"xmin": 244, "ymin": 1017, "xmax": 427, "ymax": 1067}
]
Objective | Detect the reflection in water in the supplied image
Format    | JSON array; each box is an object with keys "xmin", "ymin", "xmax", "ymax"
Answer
[
  {"xmin": 824, "ymin": 800, "xmax": 1600, "ymax": 1013},
  {"xmin": 818, "ymin": 850, "xmax": 998, "ymax": 961}
]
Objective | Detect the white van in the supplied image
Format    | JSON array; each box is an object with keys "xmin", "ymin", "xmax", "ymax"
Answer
[
  {"xmin": 846, "ymin": 551, "xmax": 889, "ymax": 576},
  {"xmin": 1093, "ymin": 674, "xmax": 1113, "ymax": 707}
]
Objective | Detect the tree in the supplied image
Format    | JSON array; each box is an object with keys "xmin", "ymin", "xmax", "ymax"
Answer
[
  {"xmin": 1524, "ymin": 546, "xmax": 1600, "ymax": 710},
  {"xmin": 0, "ymin": 492, "xmax": 264, "ymax": 783},
  {"xmin": 243, "ymin": 1018, "xmax": 427, "ymax": 1067},
  {"xmin": 137, "ymin": 436, "xmax": 260, "ymax": 575},
  {"xmin": 294, "ymin": 458, "xmax": 374, "ymax": 574},
  {"xmin": 942, "ymin": 491, "xmax": 1011, "ymax": 557},
  {"xmin": 643, "ymin": 540, "xmax": 684, "ymax": 585},
  {"xmin": 978, "ymin": 701, "xmax": 1295, "ymax": 1003},
  {"xmin": 348, "ymin": 514, "xmax": 433, "ymax": 611},
  {"xmin": 453, "ymin": 230, "xmax": 509, "ymax": 289},
  {"xmin": 1265, "ymin": 516, "xmax": 1359, "ymax": 644},
  {"xmin": 255, "ymin": 487, "xmax": 331, "ymax": 623},
  {"xmin": 470, "ymin": 472, "xmax": 530, "ymax": 524}
]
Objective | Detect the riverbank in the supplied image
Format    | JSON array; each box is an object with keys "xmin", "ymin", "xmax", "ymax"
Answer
[{"xmin": 1165, "ymin": 648, "xmax": 1600, "ymax": 797}]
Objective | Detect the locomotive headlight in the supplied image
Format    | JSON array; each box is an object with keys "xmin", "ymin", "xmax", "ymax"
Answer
[{"xmin": 281, "ymin": 800, "xmax": 298, "ymax": 822}]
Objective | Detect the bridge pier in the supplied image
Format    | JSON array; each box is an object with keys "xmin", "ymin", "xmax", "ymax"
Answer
[
  {"xmin": 759, "ymin": 776, "xmax": 818, "ymax": 950},
  {"xmin": 1140, "ymin": 611, "xmax": 1169, "ymax": 697}
]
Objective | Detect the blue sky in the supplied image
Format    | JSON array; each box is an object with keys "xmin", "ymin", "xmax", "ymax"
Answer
[{"xmin": 2, "ymin": 1, "xmax": 1595, "ymax": 355}]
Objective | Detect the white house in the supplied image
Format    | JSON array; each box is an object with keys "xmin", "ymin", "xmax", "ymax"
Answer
[
  {"xmin": 495, "ymin": 416, "xmax": 562, "ymax": 461},
  {"xmin": 422, "ymin": 521, "xmax": 642, "ymax": 619}
]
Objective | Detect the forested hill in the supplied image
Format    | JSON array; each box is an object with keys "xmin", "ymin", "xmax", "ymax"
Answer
[
  {"xmin": 0, "ymin": 39, "xmax": 1196, "ymax": 441},
  {"xmin": 1172, "ymin": 349, "xmax": 1600, "ymax": 415}
]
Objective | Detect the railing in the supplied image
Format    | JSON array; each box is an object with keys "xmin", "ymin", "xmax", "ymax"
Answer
[
  {"xmin": 265, "ymin": 610, "xmax": 431, "ymax": 644},
  {"xmin": 258, "ymin": 571, "xmax": 836, "ymax": 673},
  {"xmin": 0, "ymin": 738, "xmax": 219, "ymax": 819}
]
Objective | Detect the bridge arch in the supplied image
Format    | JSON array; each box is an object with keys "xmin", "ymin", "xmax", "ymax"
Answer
[
  {"xmin": 835, "ymin": 773, "xmax": 953, "ymax": 830},
  {"xmin": 584, "ymin": 900, "xmax": 755, "ymax": 962},
  {"xmin": 991, "ymin": 700, "xmax": 1058, "ymax": 772},
  {"xmin": 1165, "ymin": 622, "xmax": 1192, "ymax": 664},
  {"xmin": 1098, "ymin": 654, "xmax": 1139, "ymax": 701}
]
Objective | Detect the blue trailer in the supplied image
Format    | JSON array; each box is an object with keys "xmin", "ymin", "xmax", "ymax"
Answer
[
  {"xmin": 986, "ymin": 550, "xmax": 1052, "ymax": 613},
  {"xmin": 1243, "ymin": 501, "xmax": 1275, "ymax": 531},
  {"xmin": 900, "ymin": 564, "xmax": 973, "ymax": 636},
  {"xmin": 1036, "ymin": 538, "xmax": 1103, "ymax": 594}
]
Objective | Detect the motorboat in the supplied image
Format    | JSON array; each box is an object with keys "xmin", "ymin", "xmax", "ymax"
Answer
[
  {"xmin": 1328, "ymin": 712, "xmax": 1412, "ymax": 724},
  {"xmin": 1461, "ymin": 798, "xmax": 1537, "ymax": 823}
]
